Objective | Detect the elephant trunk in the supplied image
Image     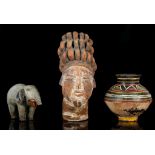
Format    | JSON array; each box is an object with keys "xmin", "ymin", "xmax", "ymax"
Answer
[{"xmin": 28, "ymin": 99, "xmax": 38, "ymax": 108}]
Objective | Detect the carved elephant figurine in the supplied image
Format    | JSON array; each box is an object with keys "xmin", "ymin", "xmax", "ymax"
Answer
[{"xmin": 7, "ymin": 84, "xmax": 42, "ymax": 121}]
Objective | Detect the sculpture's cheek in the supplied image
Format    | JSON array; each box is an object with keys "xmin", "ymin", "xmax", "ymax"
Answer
[
  {"xmin": 62, "ymin": 80, "xmax": 73, "ymax": 98},
  {"xmin": 84, "ymin": 82, "xmax": 93, "ymax": 99}
]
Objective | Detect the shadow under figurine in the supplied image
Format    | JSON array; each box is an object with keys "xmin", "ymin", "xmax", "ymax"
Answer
[
  {"xmin": 58, "ymin": 32, "xmax": 97, "ymax": 121},
  {"xmin": 112, "ymin": 121, "xmax": 142, "ymax": 130},
  {"xmin": 7, "ymin": 84, "xmax": 42, "ymax": 121},
  {"xmin": 9, "ymin": 120, "xmax": 35, "ymax": 130},
  {"xmin": 63, "ymin": 120, "xmax": 88, "ymax": 130}
]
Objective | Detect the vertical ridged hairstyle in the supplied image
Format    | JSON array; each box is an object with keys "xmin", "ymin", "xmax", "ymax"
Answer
[
  {"xmin": 57, "ymin": 31, "xmax": 97, "ymax": 121},
  {"xmin": 57, "ymin": 31, "xmax": 97, "ymax": 74}
]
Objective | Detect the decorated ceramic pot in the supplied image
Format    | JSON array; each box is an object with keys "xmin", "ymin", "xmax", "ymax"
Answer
[
  {"xmin": 57, "ymin": 32, "xmax": 97, "ymax": 121},
  {"xmin": 104, "ymin": 74, "xmax": 152, "ymax": 121}
]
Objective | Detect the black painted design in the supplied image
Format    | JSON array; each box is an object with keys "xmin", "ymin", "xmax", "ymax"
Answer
[{"xmin": 124, "ymin": 108, "xmax": 145, "ymax": 115}]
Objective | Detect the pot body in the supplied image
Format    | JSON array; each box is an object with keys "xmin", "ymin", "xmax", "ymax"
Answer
[{"xmin": 104, "ymin": 74, "xmax": 152, "ymax": 121}]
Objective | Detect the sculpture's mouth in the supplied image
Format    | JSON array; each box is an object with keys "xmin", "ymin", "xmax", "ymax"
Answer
[{"xmin": 74, "ymin": 91, "xmax": 84, "ymax": 97}]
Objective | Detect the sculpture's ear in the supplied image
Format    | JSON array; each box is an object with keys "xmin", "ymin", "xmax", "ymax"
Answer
[
  {"xmin": 16, "ymin": 89, "xmax": 25, "ymax": 104},
  {"xmin": 93, "ymin": 79, "xmax": 96, "ymax": 88},
  {"xmin": 59, "ymin": 75, "xmax": 64, "ymax": 86}
]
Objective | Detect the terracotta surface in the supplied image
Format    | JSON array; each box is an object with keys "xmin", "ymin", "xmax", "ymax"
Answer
[
  {"xmin": 104, "ymin": 74, "xmax": 152, "ymax": 121},
  {"xmin": 58, "ymin": 32, "xmax": 97, "ymax": 121}
]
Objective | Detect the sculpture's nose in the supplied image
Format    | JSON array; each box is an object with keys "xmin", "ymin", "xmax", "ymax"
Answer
[
  {"xmin": 76, "ymin": 77, "xmax": 83, "ymax": 90},
  {"xmin": 78, "ymin": 82, "xmax": 82, "ymax": 89}
]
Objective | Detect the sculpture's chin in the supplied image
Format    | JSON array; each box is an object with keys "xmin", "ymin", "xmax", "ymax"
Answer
[{"xmin": 67, "ymin": 97, "xmax": 88, "ymax": 106}]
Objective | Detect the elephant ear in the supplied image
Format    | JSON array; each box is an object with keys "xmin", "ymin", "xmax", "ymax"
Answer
[
  {"xmin": 16, "ymin": 89, "xmax": 26, "ymax": 105},
  {"xmin": 34, "ymin": 90, "xmax": 42, "ymax": 106},
  {"xmin": 36, "ymin": 96, "xmax": 42, "ymax": 106}
]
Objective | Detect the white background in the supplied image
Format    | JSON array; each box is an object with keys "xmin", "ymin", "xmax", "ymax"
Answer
[
  {"xmin": 0, "ymin": 0, "xmax": 155, "ymax": 24},
  {"xmin": 0, "ymin": 0, "xmax": 155, "ymax": 154},
  {"xmin": 0, "ymin": 131, "xmax": 155, "ymax": 155}
]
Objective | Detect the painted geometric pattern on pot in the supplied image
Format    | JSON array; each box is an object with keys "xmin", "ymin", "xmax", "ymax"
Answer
[{"xmin": 110, "ymin": 84, "xmax": 147, "ymax": 93}]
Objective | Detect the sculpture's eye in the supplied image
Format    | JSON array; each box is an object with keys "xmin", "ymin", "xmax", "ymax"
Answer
[
  {"xmin": 65, "ymin": 78, "xmax": 75, "ymax": 82},
  {"xmin": 83, "ymin": 77, "xmax": 90, "ymax": 80},
  {"xmin": 65, "ymin": 75, "xmax": 75, "ymax": 80},
  {"xmin": 66, "ymin": 78, "xmax": 72, "ymax": 80}
]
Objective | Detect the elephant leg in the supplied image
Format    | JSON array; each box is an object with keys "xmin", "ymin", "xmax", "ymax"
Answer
[
  {"xmin": 17, "ymin": 104, "xmax": 27, "ymax": 121},
  {"xmin": 28, "ymin": 107, "xmax": 36, "ymax": 121},
  {"xmin": 8, "ymin": 104, "xmax": 17, "ymax": 119}
]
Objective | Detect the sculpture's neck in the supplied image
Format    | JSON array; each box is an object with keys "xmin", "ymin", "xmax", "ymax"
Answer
[
  {"xmin": 63, "ymin": 97, "xmax": 87, "ymax": 107},
  {"xmin": 62, "ymin": 97, "xmax": 88, "ymax": 121}
]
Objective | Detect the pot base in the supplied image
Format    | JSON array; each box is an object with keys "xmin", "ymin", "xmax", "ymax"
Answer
[{"xmin": 118, "ymin": 116, "xmax": 138, "ymax": 122}]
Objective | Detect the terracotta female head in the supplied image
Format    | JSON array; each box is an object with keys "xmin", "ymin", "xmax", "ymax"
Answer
[{"xmin": 58, "ymin": 31, "xmax": 97, "ymax": 121}]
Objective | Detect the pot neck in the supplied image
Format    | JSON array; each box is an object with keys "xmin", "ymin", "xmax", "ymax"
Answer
[{"xmin": 116, "ymin": 74, "xmax": 141, "ymax": 84}]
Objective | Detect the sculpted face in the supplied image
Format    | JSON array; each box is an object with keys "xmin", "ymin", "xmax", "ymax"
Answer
[{"xmin": 60, "ymin": 66, "xmax": 95, "ymax": 105}]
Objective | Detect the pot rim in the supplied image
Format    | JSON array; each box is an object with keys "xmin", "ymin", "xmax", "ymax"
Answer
[{"xmin": 116, "ymin": 74, "xmax": 141, "ymax": 78}]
